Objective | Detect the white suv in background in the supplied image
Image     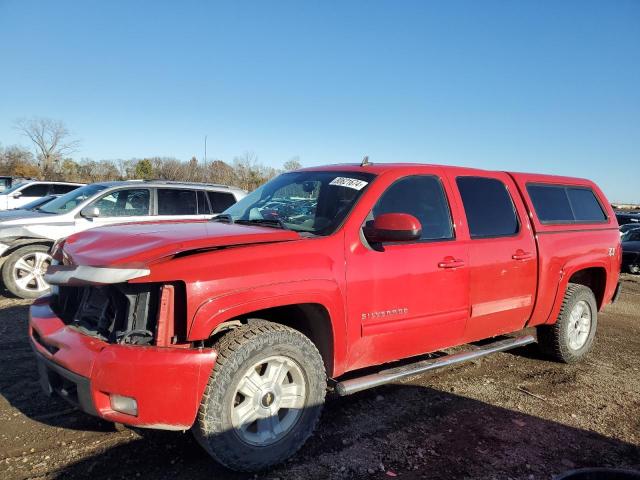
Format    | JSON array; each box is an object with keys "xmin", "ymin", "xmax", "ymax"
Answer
[
  {"xmin": 0, "ymin": 181, "xmax": 84, "ymax": 210},
  {"xmin": 0, "ymin": 180, "xmax": 246, "ymax": 298}
]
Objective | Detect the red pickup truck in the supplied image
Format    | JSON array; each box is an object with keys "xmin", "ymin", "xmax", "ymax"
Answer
[{"xmin": 29, "ymin": 163, "xmax": 621, "ymax": 471}]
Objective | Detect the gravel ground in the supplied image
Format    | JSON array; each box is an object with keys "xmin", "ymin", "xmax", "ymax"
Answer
[{"xmin": 0, "ymin": 275, "xmax": 638, "ymax": 480}]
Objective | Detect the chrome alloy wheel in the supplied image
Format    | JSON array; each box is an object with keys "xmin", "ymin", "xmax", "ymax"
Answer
[
  {"xmin": 567, "ymin": 300, "xmax": 592, "ymax": 350},
  {"xmin": 12, "ymin": 251, "xmax": 52, "ymax": 294},
  {"xmin": 231, "ymin": 355, "xmax": 306, "ymax": 446}
]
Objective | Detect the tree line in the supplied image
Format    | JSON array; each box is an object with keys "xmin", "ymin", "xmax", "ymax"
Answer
[{"xmin": 0, "ymin": 117, "xmax": 302, "ymax": 191}]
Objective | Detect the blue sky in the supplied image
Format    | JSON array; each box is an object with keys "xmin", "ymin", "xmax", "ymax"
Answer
[{"xmin": 1, "ymin": 0, "xmax": 638, "ymax": 202}]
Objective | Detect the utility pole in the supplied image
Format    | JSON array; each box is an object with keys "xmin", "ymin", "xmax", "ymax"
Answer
[{"xmin": 204, "ymin": 135, "xmax": 208, "ymax": 182}]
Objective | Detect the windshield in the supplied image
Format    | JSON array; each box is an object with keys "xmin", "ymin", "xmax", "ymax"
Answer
[
  {"xmin": 38, "ymin": 184, "xmax": 109, "ymax": 214},
  {"xmin": 2, "ymin": 182, "xmax": 27, "ymax": 194},
  {"xmin": 223, "ymin": 171, "xmax": 375, "ymax": 235}
]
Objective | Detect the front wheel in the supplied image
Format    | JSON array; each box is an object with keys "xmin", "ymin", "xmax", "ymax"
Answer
[
  {"xmin": 2, "ymin": 244, "xmax": 52, "ymax": 299},
  {"xmin": 193, "ymin": 320, "xmax": 326, "ymax": 472},
  {"xmin": 537, "ymin": 283, "xmax": 598, "ymax": 363}
]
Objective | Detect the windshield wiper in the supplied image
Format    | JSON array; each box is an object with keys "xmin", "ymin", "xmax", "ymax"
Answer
[
  {"xmin": 210, "ymin": 214, "xmax": 234, "ymax": 224},
  {"xmin": 235, "ymin": 218, "xmax": 289, "ymax": 230}
]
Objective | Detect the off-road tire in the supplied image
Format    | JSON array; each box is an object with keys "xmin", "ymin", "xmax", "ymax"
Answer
[
  {"xmin": 537, "ymin": 283, "xmax": 598, "ymax": 363},
  {"xmin": 193, "ymin": 320, "xmax": 326, "ymax": 472},
  {"xmin": 2, "ymin": 244, "xmax": 52, "ymax": 299}
]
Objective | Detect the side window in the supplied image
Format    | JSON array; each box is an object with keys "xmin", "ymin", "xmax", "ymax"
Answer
[
  {"xmin": 197, "ymin": 191, "xmax": 211, "ymax": 214},
  {"xmin": 157, "ymin": 189, "xmax": 198, "ymax": 215},
  {"xmin": 456, "ymin": 177, "xmax": 519, "ymax": 238},
  {"xmin": 371, "ymin": 175, "xmax": 453, "ymax": 241},
  {"xmin": 566, "ymin": 188, "xmax": 606, "ymax": 222},
  {"xmin": 527, "ymin": 184, "xmax": 606, "ymax": 223},
  {"xmin": 92, "ymin": 189, "xmax": 150, "ymax": 217},
  {"xmin": 20, "ymin": 184, "xmax": 50, "ymax": 197},
  {"xmin": 51, "ymin": 184, "xmax": 79, "ymax": 195},
  {"xmin": 208, "ymin": 191, "xmax": 237, "ymax": 213}
]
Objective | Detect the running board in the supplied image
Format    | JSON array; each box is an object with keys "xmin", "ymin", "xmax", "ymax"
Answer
[{"xmin": 335, "ymin": 335, "xmax": 536, "ymax": 396}]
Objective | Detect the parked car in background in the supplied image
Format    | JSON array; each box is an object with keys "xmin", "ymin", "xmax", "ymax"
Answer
[
  {"xmin": 615, "ymin": 211, "xmax": 640, "ymax": 226},
  {"xmin": 619, "ymin": 223, "xmax": 640, "ymax": 237},
  {"xmin": 621, "ymin": 228, "xmax": 640, "ymax": 274},
  {"xmin": 0, "ymin": 180, "xmax": 83, "ymax": 210},
  {"xmin": 0, "ymin": 180, "xmax": 245, "ymax": 298},
  {"xmin": 0, "ymin": 176, "xmax": 38, "ymax": 192},
  {"xmin": 0, "ymin": 195, "xmax": 59, "ymax": 220},
  {"xmin": 30, "ymin": 164, "xmax": 620, "ymax": 471}
]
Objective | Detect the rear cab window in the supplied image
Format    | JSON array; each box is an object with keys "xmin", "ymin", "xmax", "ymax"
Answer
[
  {"xmin": 456, "ymin": 176, "xmax": 519, "ymax": 238},
  {"xmin": 526, "ymin": 184, "xmax": 607, "ymax": 224}
]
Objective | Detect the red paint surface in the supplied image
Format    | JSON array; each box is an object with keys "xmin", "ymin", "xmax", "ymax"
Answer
[{"xmin": 30, "ymin": 163, "xmax": 620, "ymax": 429}]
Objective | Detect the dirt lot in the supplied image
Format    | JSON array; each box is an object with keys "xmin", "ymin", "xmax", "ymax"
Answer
[{"xmin": 1, "ymin": 277, "xmax": 638, "ymax": 480}]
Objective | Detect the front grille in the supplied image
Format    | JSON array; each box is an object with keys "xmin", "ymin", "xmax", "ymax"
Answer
[{"xmin": 52, "ymin": 284, "xmax": 160, "ymax": 345}]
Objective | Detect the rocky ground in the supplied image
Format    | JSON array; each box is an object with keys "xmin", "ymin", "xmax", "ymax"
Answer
[{"xmin": 0, "ymin": 275, "xmax": 638, "ymax": 480}]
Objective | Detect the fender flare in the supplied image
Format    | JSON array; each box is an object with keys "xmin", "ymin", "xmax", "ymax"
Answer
[
  {"xmin": 544, "ymin": 260, "xmax": 608, "ymax": 325},
  {"xmin": 188, "ymin": 278, "xmax": 347, "ymax": 376}
]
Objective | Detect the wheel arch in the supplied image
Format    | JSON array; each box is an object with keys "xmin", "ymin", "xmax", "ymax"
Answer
[
  {"xmin": 545, "ymin": 262, "xmax": 608, "ymax": 325},
  {"xmin": 190, "ymin": 282, "xmax": 346, "ymax": 377},
  {"xmin": 0, "ymin": 238, "xmax": 54, "ymax": 261}
]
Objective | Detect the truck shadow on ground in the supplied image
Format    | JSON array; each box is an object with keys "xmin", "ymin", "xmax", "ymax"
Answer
[
  {"xmin": 2, "ymin": 302, "xmax": 639, "ymax": 479},
  {"xmin": 45, "ymin": 385, "xmax": 640, "ymax": 480}
]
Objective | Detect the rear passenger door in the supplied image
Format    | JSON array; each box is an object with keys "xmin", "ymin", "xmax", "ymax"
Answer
[{"xmin": 450, "ymin": 173, "xmax": 537, "ymax": 340}]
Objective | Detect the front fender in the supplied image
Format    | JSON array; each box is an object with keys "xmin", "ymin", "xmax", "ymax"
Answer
[{"xmin": 188, "ymin": 278, "xmax": 347, "ymax": 374}]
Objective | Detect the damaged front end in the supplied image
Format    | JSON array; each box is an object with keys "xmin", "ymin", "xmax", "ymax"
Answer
[
  {"xmin": 54, "ymin": 283, "xmax": 162, "ymax": 345},
  {"xmin": 30, "ymin": 263, "xmax": 216, "ymax": 430}
]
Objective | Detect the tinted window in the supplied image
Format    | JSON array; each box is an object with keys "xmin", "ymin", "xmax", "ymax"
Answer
[
  {"xmin": 92, "ymin": 189, "xmax": 150, "ymax": 217},
  {"xmin": 197, "ymin": 191, "xmax": 211, "ymax": 214},
  {"xmin": 208, "ymin": 191, "xmax": 236, "ymax": 213},
  {"xmin": 371, "ymin": 175, "xmax": 453, "ymax": 241},
  {"xmin": 20, "ymin": 184, "xmax": 50, "ymax": 196},
  {"xmin": 527, "ymin": 184, "xmax": 606, "ymax": 223},
  {"xmin": 567, "ymin": 188, "xmax": 606, "ymax": 222},
  {"xmin": 51, "ymin": 184, "xmax": 79, "ymax": 195},
  {"xmin": 457, "ymin": 177, "xmax": 519, "ymax": 238},
  {"xmin": 157, "ymin": 189, "xmax": 197, "ymax": 215}
]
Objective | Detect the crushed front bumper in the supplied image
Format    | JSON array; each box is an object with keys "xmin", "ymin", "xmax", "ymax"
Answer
[{"xmin": 29, "ymin": 296, "xmax": 217, "ymax": 430}]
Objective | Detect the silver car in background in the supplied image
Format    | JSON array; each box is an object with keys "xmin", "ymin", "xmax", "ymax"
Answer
[{"xmin": 0, "ymin": 180, "xmax": 246, "ymax": 298}]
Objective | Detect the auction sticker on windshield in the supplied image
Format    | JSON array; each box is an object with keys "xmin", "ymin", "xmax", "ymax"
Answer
[{"xmin": 329, "ymin": 177, "xmax": 369, "ymax": 190}]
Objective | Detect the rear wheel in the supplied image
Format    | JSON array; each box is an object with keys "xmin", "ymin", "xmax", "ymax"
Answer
[
  {"xmin": 2, "ymin": 244, "xmax": 52, "ymax": 299},
  {"xmin": 629, "ymin": 264, "xmax": 640, "ymax": 275},
  {"xmin": 537, "ymin": 283, "xmax": 598, "ymax": 363},
  {"xmin": 194, "ymin": 320, "xmax": 326, "ymax": 472}
]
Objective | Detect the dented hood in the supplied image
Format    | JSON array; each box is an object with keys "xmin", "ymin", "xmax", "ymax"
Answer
[{"xmin": 62, "ymin": 220, "xmax": 300, "ymax": 267}]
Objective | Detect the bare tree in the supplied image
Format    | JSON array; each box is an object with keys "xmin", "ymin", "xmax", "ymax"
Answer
[
  {"xmin": 283, "ymin": 156, "xmax": 302, "ymax": 171},
  {"xmin": 14, "ymin": 117, "xmax": 80, "ymax": 177}
]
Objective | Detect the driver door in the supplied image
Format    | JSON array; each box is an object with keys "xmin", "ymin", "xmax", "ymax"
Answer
[
  {"xmin": 345, "ymin": 171, "xmax": 470, "ymax": 370},
  {"xmin": 76, "ymin": 188, "xmax": 152, "ymax": 232}
]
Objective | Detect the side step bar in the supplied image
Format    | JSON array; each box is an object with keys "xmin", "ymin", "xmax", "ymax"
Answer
[{"xmin": 335, "ymin": 335, "xmax": 535, "ymax": 396}]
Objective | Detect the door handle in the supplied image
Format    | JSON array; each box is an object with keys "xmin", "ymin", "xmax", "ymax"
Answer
[
  {"xmin": 438, "ymin": 257, "xmax": 465, "ymax": 269},
  {"xmin": 512, "ymin": 251, "xmax": 533, "ymax": 261}
]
